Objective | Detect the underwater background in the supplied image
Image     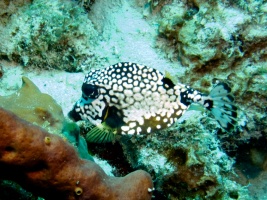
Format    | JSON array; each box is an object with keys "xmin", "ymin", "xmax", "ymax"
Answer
[{"xmin": 0, "ymin": 0, "xmax": 266, "ymax": 199}]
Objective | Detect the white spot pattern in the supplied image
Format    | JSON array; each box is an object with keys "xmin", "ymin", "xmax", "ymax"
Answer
[{"xmin": 77, "ymin": 62, "xmax": 198, "ymax": 136}]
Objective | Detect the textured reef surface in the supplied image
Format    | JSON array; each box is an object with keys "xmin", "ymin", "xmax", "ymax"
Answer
[{"xmin": 0, "ymin": 0, "xmax": 267, "ymax": 199}]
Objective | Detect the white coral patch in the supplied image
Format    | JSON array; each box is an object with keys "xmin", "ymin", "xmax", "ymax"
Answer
[{"xmin": 138, "ymin": 148, "xmax": 175, "ymax": 174}]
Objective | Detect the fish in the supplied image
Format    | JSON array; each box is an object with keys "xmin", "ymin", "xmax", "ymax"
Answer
[{"xmin": 68, "ymin": 62, "xmax": 237, "ymax": 143}]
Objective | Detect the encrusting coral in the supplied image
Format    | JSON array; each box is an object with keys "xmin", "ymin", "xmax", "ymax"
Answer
[
  {"xmin": 153, "ymin": 0, "xmax": 267, "ymax": 139},
  {"xmin": 0, "ymin": 108, "xmax": 153, "ymax": 200},
  {"xmin": 0, "ymin": 0, "xmax": 100, "ymax": 72}
]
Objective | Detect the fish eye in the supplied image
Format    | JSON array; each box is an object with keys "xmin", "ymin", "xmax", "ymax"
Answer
[{"xmin": 82, "ymin": 84, "xmax": 99, "ymax": 99}]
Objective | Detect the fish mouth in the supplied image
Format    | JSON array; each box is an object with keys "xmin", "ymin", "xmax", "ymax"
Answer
[
  {"xmin": 68, "ymin": 97, "xmax": 95, "ymax": 121},
  {"xmin": 81, "ymin": 96, "xmax": 96, "ymax": 104},
  {"xmin": 68, "ymin": 105, "xmax": 82, "ymax": 121}
]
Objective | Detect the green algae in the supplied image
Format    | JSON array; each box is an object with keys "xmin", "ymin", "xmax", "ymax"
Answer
[{"xmin": 62, "ymin": 121, "xmax": 94, "ymax": 161}]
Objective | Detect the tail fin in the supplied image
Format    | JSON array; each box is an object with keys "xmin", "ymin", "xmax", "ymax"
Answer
[{"xmin": 203, "ymin": 83, "xmax": 237, "ymax": 130}]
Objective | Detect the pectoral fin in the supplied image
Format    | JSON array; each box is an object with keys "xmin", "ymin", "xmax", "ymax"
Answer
[{"xmin": 85, "ymin": 122, "xmax": 116, "ymax": 143}]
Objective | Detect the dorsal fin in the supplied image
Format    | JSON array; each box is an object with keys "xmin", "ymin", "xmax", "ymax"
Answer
[
  {"xmin": 165, "ymin": 70, "xmax": 178, "ymax": 84},
  {"xmin": 162, "ymin": 77, "xmax": 175, "ymax": 89}
]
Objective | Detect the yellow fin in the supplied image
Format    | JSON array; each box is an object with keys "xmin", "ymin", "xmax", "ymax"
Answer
[{"xmin": 165, "ymin": 70, "xmax": 177, "ymax": 84}]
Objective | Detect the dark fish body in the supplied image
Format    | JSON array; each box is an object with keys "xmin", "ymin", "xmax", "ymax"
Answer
[{"xmin": 69, "ymin": 62, "xmax": 237, "ymax": 143}]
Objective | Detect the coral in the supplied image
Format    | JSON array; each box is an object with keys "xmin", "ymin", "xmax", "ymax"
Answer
[
  {"xmin": 91, "ymin": 111, "xmax": 250, "ymax": 199},
  {"xmin": 0, "ymin": 0, "xmax": 100, "ymax": 72},
  {"xmin": 0, "ymin": 76, "xmax": 64, "ymax": 133},
  {"xmin": 156, "ymin": 0, "xmax": 267, "ymax": 70},
  {"xmin": 0, "ymin": 64, "xmax": 3, "ymax": 78},
  {"xmin": 76, "ymin": 0, "xmax": 95, "ymax": 12},
  {"xmin": 85, "ymin": 140, "xmax": 136, "ymax": 176},
  {"xmin": 0, "ymin": 0, "xmax": 32, "ymax": 26},
  {"xmin": 0, "ymin": 107, "xmax": 153, "ymax": 200}
]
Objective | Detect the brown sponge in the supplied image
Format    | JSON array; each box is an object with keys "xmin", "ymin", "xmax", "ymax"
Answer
[{"xmin": 0, "ymin": 108, "xmax": 153, "ymax": 200}]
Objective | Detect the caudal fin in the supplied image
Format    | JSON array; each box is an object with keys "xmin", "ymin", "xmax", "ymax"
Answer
[{"xmin": 204, "ymin": 83, "xmax": 237, "ymax": 130}]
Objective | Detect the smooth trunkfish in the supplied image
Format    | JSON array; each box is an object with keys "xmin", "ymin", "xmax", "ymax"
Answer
[{"xmin": 69, "ymin": 62, "xmax": 237, "ymax": 143}]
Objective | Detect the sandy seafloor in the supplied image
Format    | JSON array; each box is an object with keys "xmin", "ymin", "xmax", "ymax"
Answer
[
  {"xmin": 0, "ymin": 0, "xmax": 267, "ymax": 199},
  {"xmin": 0, "ymin": 0, "xmax": 181, "ymax": 116}
]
